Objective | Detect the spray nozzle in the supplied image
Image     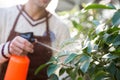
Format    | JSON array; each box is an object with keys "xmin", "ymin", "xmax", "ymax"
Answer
[
  {"xmin": 20, "ymin": 32, "xmax": 60, "ymax": 52},
  {"xmin": 20, "ymin": 32, "xmax": 35, "ymax": 43}
]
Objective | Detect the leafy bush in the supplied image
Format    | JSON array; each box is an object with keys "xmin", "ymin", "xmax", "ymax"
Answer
[{"xmin": 36, "ymin": 3, "xmax": 120, "ymax": 80}]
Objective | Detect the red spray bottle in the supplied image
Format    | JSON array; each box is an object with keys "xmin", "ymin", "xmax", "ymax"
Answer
[{"xmin": 4, "ymin": 32, "xmax": 35, "ymax": 80}]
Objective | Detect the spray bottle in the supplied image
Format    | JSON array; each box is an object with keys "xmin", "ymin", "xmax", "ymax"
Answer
[
  {"xmin": 4, "ymin": 32, "xmax": 35, "ymax": 80},
  {"xmin": 4, "ymin": 32, "xmax": 60, "ymax": 80}
]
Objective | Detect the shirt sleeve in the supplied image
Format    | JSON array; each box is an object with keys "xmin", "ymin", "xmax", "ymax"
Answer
[
  {"xmin": 0, "ymin": 7, "xmax": 7, "ymax": 43},
  {"xmin": 0, "ymin": 42, "xmax": 11, "ymax": 63},
  {"xmin": 0, "ymin": 8, "xmax": 11, "ymax": 64}
]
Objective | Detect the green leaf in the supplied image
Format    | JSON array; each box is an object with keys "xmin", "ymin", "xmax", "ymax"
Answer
[
  {"xmin": 49, "ymin": 74, "xmax": 59, "ymax": 80},
  {"xmin": 78, "ymin": 54, "xmax": 90, "ymax": 63},
  {"xmin": 47, "ymin": 64, "xmax": 59, "ymax": 77},
  {"xmin": 72, "ymin": 20, "xmax": 78, "ymax": 28},
  {"xmin": 57, "ymin": 50, "xmax": 71, "ymax": 58},
  {"xmin": 113, "ymin": 35, "xmax": 120, "ymax": 46},
  {"xmin": 64, "ymin": 53, "xmax": 77, "ymax": 64},
  {"xmin": 112, "ymin": 10, "xmax": 120, "ymax": 26},
  {"xmin": 85, "ymin": 3, "xmax": 116, "ymax": 10},
  {"xmin": 72, "ymin": 20, "xmax": 83, "ymax": 31},
  {"xmin": 116, "ymin": 69, "xmax": 120, "ymax": 80},
  {"xmin": 106, "ymin": 34, "xmax": 116, "ymax": 44},
  {"xmin": 103, "ymin": 33, "xmax": 109, "ymax": 41},
  {"xmin": 94, "ymin": 71, "xmax": 107, "ymax": 80},
  {"xmin": 66, "ymin": 68, "xmax": 73, "ymax": 74},
  {"xmin": 113, "ymin": 47, "xmax": 120, "ymax": 55},
  {"xmin": 59, "ymin": 68, "xmax": 66, "ymax": 76},
  {"xmin": 87, "ymin": 42, "xmax": 92, "ymax": 54},
  {"xmin": 49, "ymin": 56, "xmax": 57, "ymax": 62},
  {"xmin": 35, "ymin": 63, "xmax": 48, "ymax": 75},
  {"xmin": 80, "ymin": 57, "xmax": 91, "ymax": 73},
  {"xmin": 77, "ymin": 77, "xmax": 83, "ymax": 80},
  {"xmin": 106, "ymin": 62, "xmax": 116, "ymax": 76},
  {"xmin": 80, "ymin": 60, "xmax": 90, "ymax": 73},
  {"xmin": 107, "ymin": 26, "xmax": 120, "ymax": 34},
  {"xmin": 82, "ymin": 41, "xmax": 92, "ymax": 54},
  {"xmin": 102, "ymin": 53, "xmax": 118, "ymax": 60},
  {"xmin": 108, "ymin": 4, "xmax": 116, "ymax": 9},
  {"xmin": 70, "ymin": 68, "xmax": 77, "ymax": 80}
]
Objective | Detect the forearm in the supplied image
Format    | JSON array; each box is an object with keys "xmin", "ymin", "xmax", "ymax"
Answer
[{"xmin": 0, "ymin": 42, "xmax": 11, "ymax": 64}]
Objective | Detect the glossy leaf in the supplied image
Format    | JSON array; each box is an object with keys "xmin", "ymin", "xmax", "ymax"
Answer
[
  {"xmin": 106, "ymin": 34, "xmax": 116, "ymax": 44},
  {"xmin": 35, "ymin": 63, "xmax": 48, "ymax": 75},
  {"xmin": 64, "ymin": 53, "xmax": 77, "ymax": 64},
  {"xmin": 102, "ymin": 53, "xmax": 118, "ymax": 60},
  {"xmin": 85, "ymin": 3, "xmax": 116, "ymax": 10},
  {"xmin": 112, "ymin": 10, "xmax": 120, "ymax": 26},
  {"xmin": 59, "ymin": 68, "xmax": 66, "ymax": 76},
  {"xmin": 107, "ymin": 26, "xmax": 120, "ymax": 34},
  {"xmin": 82, "ymin": 41, "xmax": 92, "ymax": 54},
  {"xmin": 78, "ymin": 54, "xmax": 90, "ymax": 63},
  {"xmin": 57, "ymin": 50, "xmax": 71, "ymax": 58},
  {"xmin": 47, "ymin": 64, "xmax": 59, "ymax": 77},
  {"xmin": 80, "ymin": 57, "xmax": 91, "ymax": 73},
  {"xmin": 113, "ymin": 35, "xmax": 120, "ymax": 46}
]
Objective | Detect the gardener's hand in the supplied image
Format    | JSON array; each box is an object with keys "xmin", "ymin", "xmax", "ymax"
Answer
[{"xmin": 9, "ymin": 36, "xmax": 34, "ymax": 55}]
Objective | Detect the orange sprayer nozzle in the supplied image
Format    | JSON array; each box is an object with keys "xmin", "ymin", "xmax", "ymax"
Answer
[{"xmin": 4, "ymin": 55, "xmax": 30, "ymax": 80}]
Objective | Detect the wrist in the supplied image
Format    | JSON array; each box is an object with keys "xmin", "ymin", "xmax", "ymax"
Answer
[{"xmin": 2, "ymin": 42, "xmax": 11, "ymax": 59}]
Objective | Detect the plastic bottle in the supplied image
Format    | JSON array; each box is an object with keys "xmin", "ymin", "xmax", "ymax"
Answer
[
  {"xmin": 4, "ymin": 55, "xmax": 30, "ymax": 80},
  {"xmin": 4, "ymin": 32, "xmax": 35, "ymax": 80}
]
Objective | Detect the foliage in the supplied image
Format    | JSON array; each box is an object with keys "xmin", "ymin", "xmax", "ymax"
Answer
[{"xmin": 36, "ymin": 3, "xmax": 120, "ymax": 80}]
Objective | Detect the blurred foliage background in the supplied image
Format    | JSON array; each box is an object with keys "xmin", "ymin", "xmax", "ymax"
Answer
[{"xmin": 36, "ymin": 0, "xmax": 120, "ymax": 80}]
